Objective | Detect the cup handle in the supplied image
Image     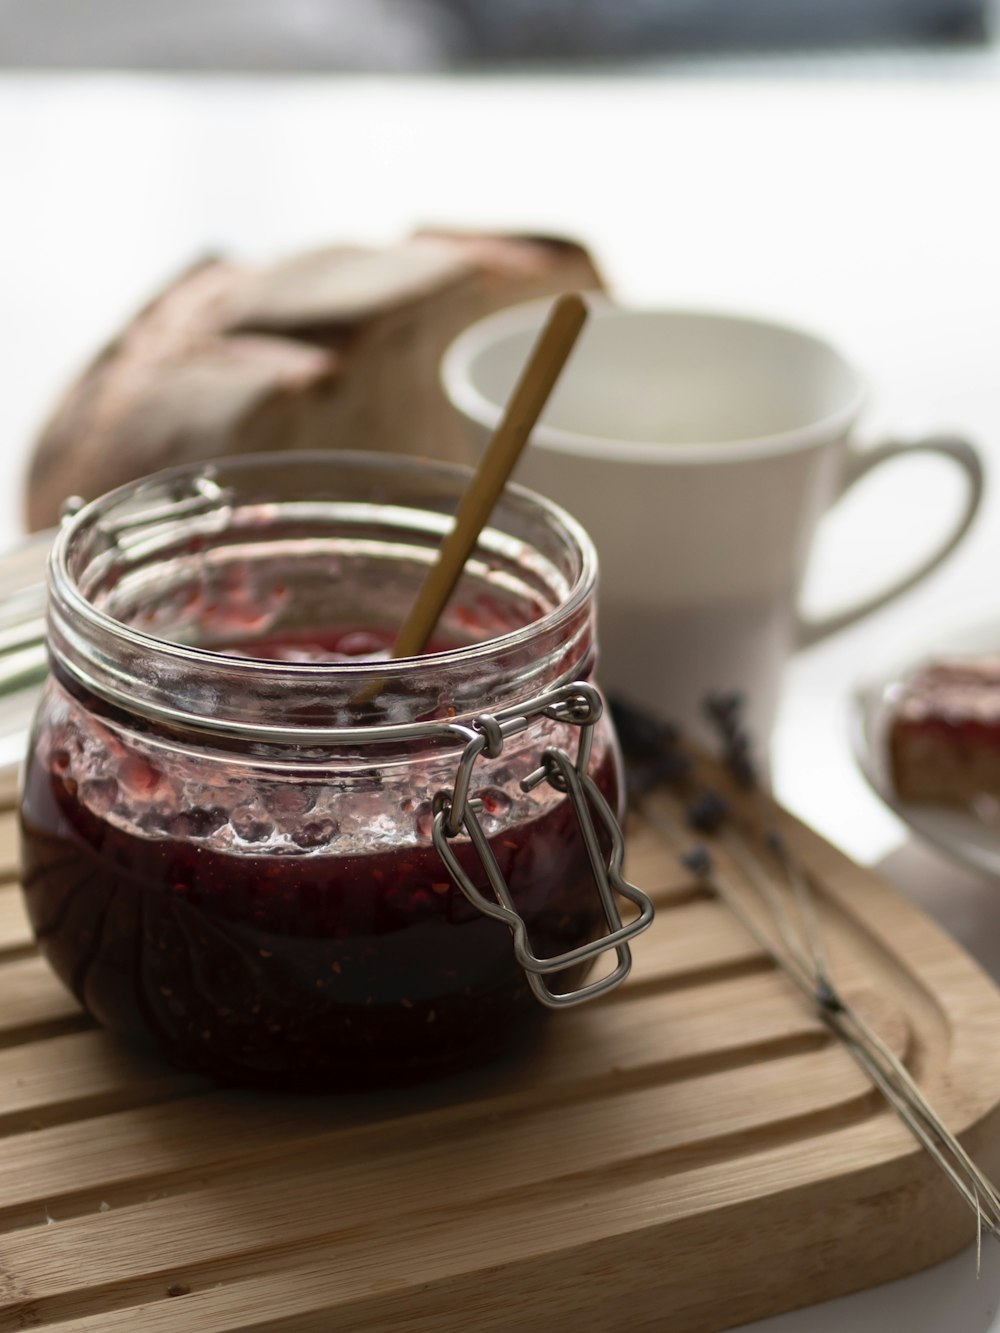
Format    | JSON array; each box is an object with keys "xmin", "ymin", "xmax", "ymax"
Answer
[{"xmin": 796, "ymin": 434, "xmax": 984, "ymax": 649}]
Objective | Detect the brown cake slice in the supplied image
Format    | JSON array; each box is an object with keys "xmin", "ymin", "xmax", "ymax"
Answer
[{"xmin": 889, "ymin": 658, "xmax": 1000, "ymax": 806}]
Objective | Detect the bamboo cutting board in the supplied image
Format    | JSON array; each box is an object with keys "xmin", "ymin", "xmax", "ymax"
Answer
[{"xmin": 1, "ymin": 778, "xmax": 1000, "ymax": 1333}]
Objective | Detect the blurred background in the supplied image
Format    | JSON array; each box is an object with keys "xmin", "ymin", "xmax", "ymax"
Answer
[{"xmin": 0, "ymin": 0, "xmax": 993, "ymax": 69}]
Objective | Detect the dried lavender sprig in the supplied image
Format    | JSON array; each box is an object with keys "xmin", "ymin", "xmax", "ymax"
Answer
[
  {"xmin": 741, "ymin": 823, "xmax": 1000, "ymax": 1249},
  {"xmin": 702, "ymin": 691, "xmax": 758, "ymax": 788},
  {"xmin": 710, "ymin": 728, "xmax": 1000, "ymax": 1252},
  {"xmin": 685, "ymin": 789, "xmax": 731, "ymax": 835},
  {"xmin": 609, "ymin": 696, "xmax": 680, "ymax": 761},
  {"xmin": 767, "ymin": 829, "xmax": 833, "ymax": 997},
  {"xmin": 617, "ymin": 696, "xmax": 1000, "ymax": 1255},
  {"xmin": 644, "ymin": 797, "xmax": 1000, "ymax": 1258},
  {"xmin": 610, "ymin": 696, "xmax": 693, "ymax": 797}
]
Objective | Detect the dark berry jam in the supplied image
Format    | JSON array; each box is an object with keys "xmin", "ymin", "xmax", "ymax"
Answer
[
  {"xmin": 20, "ymin": 657, "xmax": 620, "ymax": 1090},
  {"xmin": 24, "ymin": 450, "xmax": 640, "ymax": 1090}
]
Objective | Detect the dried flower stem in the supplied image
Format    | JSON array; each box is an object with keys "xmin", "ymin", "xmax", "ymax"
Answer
[{"xmin": 640, "ymin": 792, "xmax": 1000, "ymax": 1264}]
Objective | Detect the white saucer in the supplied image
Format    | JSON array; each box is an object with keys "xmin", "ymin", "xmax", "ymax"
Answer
[{"xmin": 851, "ymin": 617, "xmax": 1000, "ymax": 881}]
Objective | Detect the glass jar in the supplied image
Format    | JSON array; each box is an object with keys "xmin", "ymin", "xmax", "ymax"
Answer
[{"xmin": 19, "ymin": 452, "xmax": 653, "ymax": 1089}]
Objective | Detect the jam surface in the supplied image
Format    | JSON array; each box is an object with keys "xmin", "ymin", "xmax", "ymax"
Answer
[
  {"xmin": 219, "ymin": 625, "xmax": 455, "ymax": 664},
  {"xmin": 20, "ymin": 631, "xmax": 619, "ymax": 1089}
]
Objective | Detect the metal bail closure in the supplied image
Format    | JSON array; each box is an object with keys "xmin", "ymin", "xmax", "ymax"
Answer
[{"xmin": 431, "ymin": 682, "xmax": 655, "ymax": 1009}]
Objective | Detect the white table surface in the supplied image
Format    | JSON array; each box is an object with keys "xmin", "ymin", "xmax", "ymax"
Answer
[{"xmin": 3, "ymin": 63, "xmax": 1000, "ymax": 1329}]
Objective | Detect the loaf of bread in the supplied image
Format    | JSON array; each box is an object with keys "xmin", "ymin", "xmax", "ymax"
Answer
[{"xmin": 25, "ymin": 231, "xmax": 603, "ymax": 531}]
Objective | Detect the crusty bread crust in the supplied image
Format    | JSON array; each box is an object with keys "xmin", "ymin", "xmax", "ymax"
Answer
[{"xmin": 25, "ymin": 232, "xmax": 603, "ymax": 531}]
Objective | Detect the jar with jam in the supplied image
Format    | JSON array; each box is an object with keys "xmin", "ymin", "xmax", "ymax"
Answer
[{"xmin": 19, "ymin": 453, "xmax": 653, "ymax": 1088}]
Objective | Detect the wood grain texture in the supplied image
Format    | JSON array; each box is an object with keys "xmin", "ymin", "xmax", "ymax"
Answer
[
  {"xmin": 0, "ymin": 810, "xmax": 20, "ymax": 884},
  {"xmin": 0, "ymin": 783, "xmax": 999, "ymax": 1332}
]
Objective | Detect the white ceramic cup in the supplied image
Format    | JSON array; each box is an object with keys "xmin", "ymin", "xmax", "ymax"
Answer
[{"xmin": 442, "ymin": 300, "xmax": 984, "ymax": 744}]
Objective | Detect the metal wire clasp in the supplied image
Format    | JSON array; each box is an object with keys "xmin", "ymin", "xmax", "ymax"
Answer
[{"xmin": 431, "ymin": 682, "xmax": 654, "ymax": 1009}]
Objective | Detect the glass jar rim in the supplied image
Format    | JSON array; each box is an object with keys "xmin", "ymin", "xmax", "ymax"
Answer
[{"xmin": 47, "ymin": 451, "xmax": 600, "ymax": 745}]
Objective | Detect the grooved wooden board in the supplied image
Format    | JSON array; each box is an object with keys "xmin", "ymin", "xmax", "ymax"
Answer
[{"xmin": 1, "ymin": 783, "xmax": 999, "ymax": 1333}]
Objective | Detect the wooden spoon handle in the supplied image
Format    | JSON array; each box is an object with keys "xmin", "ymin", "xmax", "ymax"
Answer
[{"xmin": 391, "ymin": 292, "xmax": 588, "ymax": 661}]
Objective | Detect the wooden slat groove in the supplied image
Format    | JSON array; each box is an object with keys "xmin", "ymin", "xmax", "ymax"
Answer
[
  {"xmin": 643, "ymin": 884, "xmax": 709, "ymax": 909},
  {"xmin": 0, "ymin": 942, "xmax": 39, "ymax": 965},
  {"xmin": 0, "ymin": 1030, "xmax": 838, "ymax": 1239},
  {"xmin": 0, "ymin": 1014, "xmax": 94, "ymax": 1054},
  {"xmin": 0, "ymin": 972, "xmax": 836, "ymax": 1233},
  {"xmin": 4, "ymin": 1115, "xmax": 928, "ymax": 1333},
  {"xmin": 0, "ymin": 1081, "xmax": 205, "ymax": 1141},
  {"xmin": 0, "ymin": 885, "xmax": 34, "ymax": 958},
  {"xmin": 0, "ymin": 1035, "xmax": 205, "ymax": 1140},
  {"xmin": 0, "ymin": 956, "xmax": 91, "ymax": 1057},
  {"xmin": 0, "ymin": 1046, "xmax": 898, "ymax": 1330},
  {"xmin": 0, "ymin": 810, "xmax": 19, "ymax": 885},
  {"xmin": 614, "ymin": 953, "xmax": 776, "ymax": 1000},
  {"xmin": 610, "ymin": 894, "xmax": 768, "ymax": 986}
]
